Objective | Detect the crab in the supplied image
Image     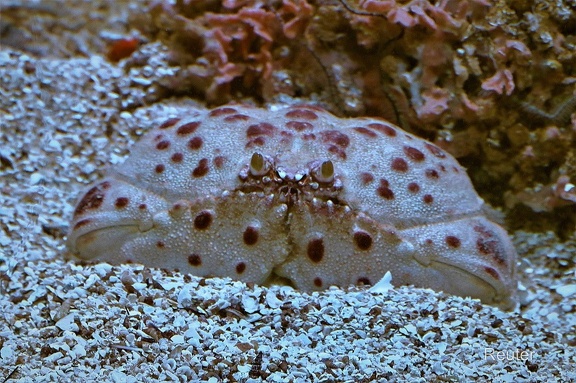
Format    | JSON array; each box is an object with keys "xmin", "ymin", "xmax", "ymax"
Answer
[{"xmin": 67, "ymin": 104, "xmax": 517, "ymax": 308}]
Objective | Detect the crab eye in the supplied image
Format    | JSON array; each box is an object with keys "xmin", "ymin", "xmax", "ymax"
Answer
[
  {"xmin": 314, "ymin": 160, "xmax": 334, "ymax": 183},
  {"xmin": 249, "ymin": 152, "xmax": 269, "ymax": 176}
]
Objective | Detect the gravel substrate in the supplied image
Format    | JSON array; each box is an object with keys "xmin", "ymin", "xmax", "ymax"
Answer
[{"xmin": 1, "ymin": 1, "xmax": 575, "ymax": 382}]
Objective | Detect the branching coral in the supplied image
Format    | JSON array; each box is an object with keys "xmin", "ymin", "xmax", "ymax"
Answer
[{"xmin": 129, "ymin": 0, "xmax": 316, "ymax": 103}]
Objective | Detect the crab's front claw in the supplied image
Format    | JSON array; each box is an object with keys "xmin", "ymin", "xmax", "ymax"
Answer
[
  {"xmin": 401, "ymin": 216, "xmax": 517, "ymax": 309},
  {"xmin": 67, "ymin": 177, "xmax": 169, "ymax": 260}
]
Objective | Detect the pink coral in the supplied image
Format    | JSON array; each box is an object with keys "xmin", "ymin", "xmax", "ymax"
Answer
[
  {"xmin": 505, "ymin": 176, "xmax": 576, "ymax": 213},
  {"xmin": 200, "ymin": 8, "xmax": 278, "ymax": 100},
  {"xmin": 481, "ymin": 69, "xmax": 515, "ymax": 95},
  {"xmin": 418, "ymin": 87, "xmax": 450, "ymax": 121},
  {"xmin": 280, "ymin": 0, "xmax": 313, "ymax": 39}
]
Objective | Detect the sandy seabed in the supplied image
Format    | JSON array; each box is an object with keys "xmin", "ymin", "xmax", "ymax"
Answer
[{"xmin": 1, "ymin": 1, "xmax": 575, "ymax": 382}]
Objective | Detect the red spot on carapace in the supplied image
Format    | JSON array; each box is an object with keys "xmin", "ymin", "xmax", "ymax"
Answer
[
  {"xmin": 177, "ymin": 121, "xmax": 200, "ymax": 136},
  {"xmin": 286, "ymin": 121, "xmax": 313, "ymax": 131},
  {"xmin": 425, "ymin": 169, "xmax": 439, "ymax": 179},
  {"xmin": 243, "ymin": 226, "xmax": 259, "ymax": 246},
  {"xmin": 158, "ymin": 118, "xmax": 180, "ymax": 130},
  {"xmin": 247, "ymin": 122, "xmax": 276, "ymax": 137},
  {"xmin": 192, "ymin": 158, "xmax": 209, "ymax": 177},
  {"xmin": 224, "ymin": 114, "xmax": 250, "ymax": 122},
  {"xmin": 403, "ymin": 146, "xmax": 425, "ymax": 162},
  {"xmin": 353, "ymin": 127, "xmax": 378, "ymax": 138},
  {"xmin": 156, "ymin": 140, "xmax": 170, "ymax": 150},
  {"xmin": 423, "ymin": 194, "xmax": 434, "ymax": 204},
  {"xmin": 377, "ymin": 179, "xmax": 394, "ymax": 200},
  {"xmin": 445, "ymin": 236, "xmax": 461, "ymax": 248},
  {"xmin": 236, "ymin": 262, "xmax": 246, "ymax": 274},
  {"xmin": 115, "ymin": 197, "xmax": 129, "ymax": 209},
  {"xmin": 320, "ymin": 130, "xmax": 350, "ymax": 148},
  {"xmin": 73, "ymin": 181, "xmax": 110, "ymax": 217},
  {"xmin": 367, "ymin": 122, "xmax": 396, "ymax": 137},
  {"xmin": 214, "ymin": 156, "xmax": 226, "ymax": 168},
  {"xmin": 156, "ymin": 241, "xmax": 165, "ymax": 248},
  {"xmin": 138, "ymin": 203, "xmax": 147, "ymax": 210},
  {"xmin": 407, "ymin": 182, "xmax": 420, "ymax": 193},
  {"xmin": 279, "ymin": 130, "xmax": 294, "ymax": 143},
  {"xmin": 354, "ymin": 231, "xmax": 373, "ymax": 250},
  {"xmin": 171, "ymin": 203, "xmax": 184, "ymax": 214},
  {"xmin": 188, "ymin": 254, "xmax": 202, "ymax": 266},
  {"xmin": 155, "ymin": 164, "xmax": 165, "ymax": 174},
  {"xmin": 357, "ymin": 277, "xmax": 371, "ymax": 285},
  {"xmin": 473, "ymin": 225, "xmax": 506, "ymax": 263},
  {"xmin": 188, "ymin": 136, "xmax": 203, "ymax": 150},
  {"xmin": 377, "ymin": 187, "xmax": 394, "ymax": 200},
  {"xmin": 209, "ymin": 107, "xmax": 237, "ymax": 117},
  {"xmin": 425, "ymin": 143, "xmax": 446, "ymax": 158},
  {"xmin": 327, "ymin": 145, "xmax": 346, "ymax": 160},
  {"xmin": 252, "ymin": 137, "xmax": 265, "ymax": 146},
  {"xmin": 303, "ymin": 133, "xmax": 316, "ymax": 141},
  {"xmin": 313, "ymin": 277, "xmax": 323, "ymax": 288},
  {"xmin": 391, "ymin": 157, "xmax": 408, "ymax": 172},
  {"xmin": 285, "ymin": 109, "xmax": 318, "ymax": 120},
  {"xmin": 307, "ymin": 238, "xmax": 324, "ymax": 263},
  {"xmin": 194, "ymin": 210, "xmax": 212, "ymax": 230},
  {"xmin": 476, "ymin": 235, "xmax": 505, "ymax": 265},
  {"xmin": 73, "ymin": 218, "xmax": 92, "ymax": 230},
  {"xmin": 360, "ymin": 172, "xmax": 374, "ymax": 185},
  {"xmin": 484, "ymin": 267, "xmax": 500, "ymax": 280},
  {"xmin": 171, "ymin": 153, "xmax": 184, "ymax": 163}
]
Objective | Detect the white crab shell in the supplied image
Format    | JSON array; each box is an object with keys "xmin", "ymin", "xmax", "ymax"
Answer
[{"xmin": 67, "ymin": 104, "xmax": 517, "ymax": 308}]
